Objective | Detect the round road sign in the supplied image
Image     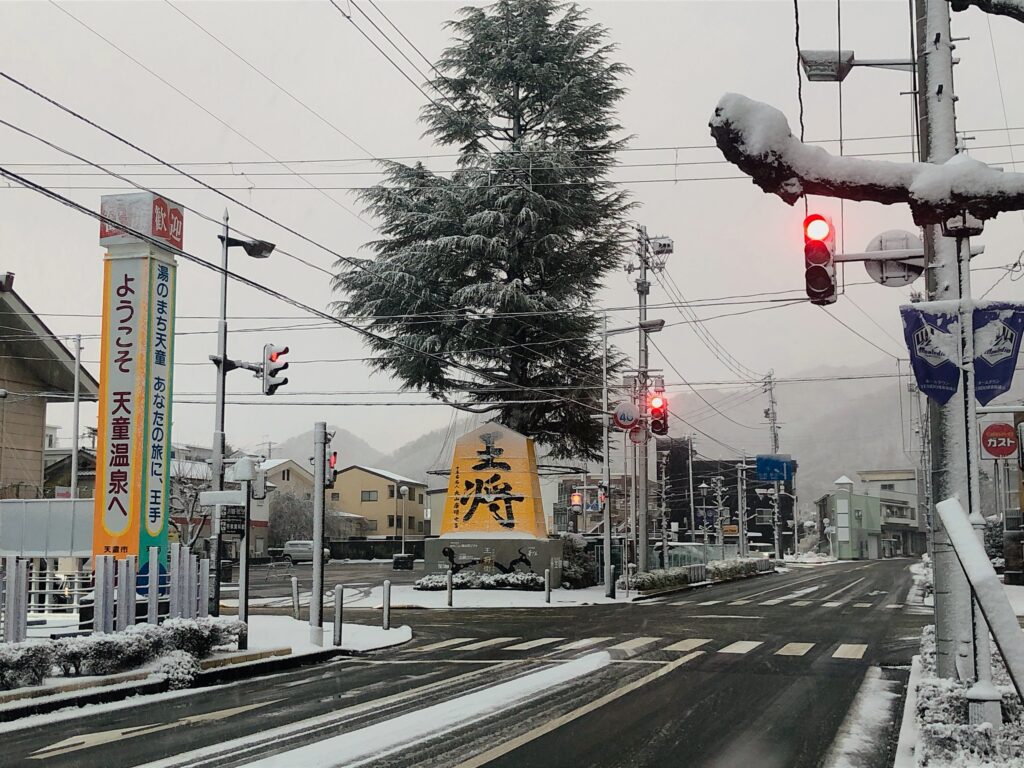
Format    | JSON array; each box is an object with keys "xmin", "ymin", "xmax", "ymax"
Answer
[
  {"xmin": 981, "ymin": 422, "xmax": 1018, "ymax": 459},
  {"xmin": 612, "ymin": 401, "xmax": 640, "ymax": 430},
  {"xmin": 864, "ymin": 229, "xmax": 924, "ymax": 288},
  {"xmin": 629, "ymin": 426, "xmax": 649, "ymax": 444}
]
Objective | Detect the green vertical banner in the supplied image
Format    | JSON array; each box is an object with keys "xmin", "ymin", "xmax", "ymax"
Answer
[{"xmin": 140, "ymin": 254, "xmax": 176, "ymax": 585}]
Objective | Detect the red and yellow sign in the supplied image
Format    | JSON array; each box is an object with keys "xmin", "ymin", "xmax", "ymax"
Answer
[{"xmin": 441, "ymin": 423, "xmax": 548, "ymax": 538}]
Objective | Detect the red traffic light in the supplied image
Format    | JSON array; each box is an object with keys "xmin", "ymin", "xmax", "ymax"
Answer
[
  {"xmin": 328, "ymin": 451, "xmax": 337, "ymax": 469},
  {"xmin": 650, "ymin": 395, "xmax": 665, "ymax": 410},
  {"xmin": 804, "ymin": 214, "xmax": 831, "ymax": 242}
]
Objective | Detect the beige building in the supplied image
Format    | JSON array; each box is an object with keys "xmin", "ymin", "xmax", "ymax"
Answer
[
  {"xmin": 330, "ymin": 465, "xmax": 427, "ymax": 538},
  {"xmin": 0, "ymin": 274, "xmax": 99, "ymax": 498}
]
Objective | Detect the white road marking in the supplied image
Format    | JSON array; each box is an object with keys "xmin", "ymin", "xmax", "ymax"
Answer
[
  {"xmin": 820, "ymin": 577, "xmax": 866, "ymax": 602},
  {"xmin": 823, "ymin": 601, "xmax": 844, "ymax": 608},
  {"xmin": 608, "ymin": 637, "xmax": 661, "ymax": 652},
  {"xmin": 458, "ymin": 637, "xmax": 520, "ymax": 651},
  {"xmin": 555, "ymin": 637, "xmax": 613, "ymax": 652},
  {"xmin": 761, "ymin": 599, "xmax": 785, "ymax": 605},
  {"xmin": 408, "ymin": 637, "xmax": 477, "ymax": 652},
  {"xmin": 504, "ymin": 637, "xmax": 565, "ymax": 651},
  {"xmin": 854, "ymin": 603, "xmax": 872, "ymax": 608},
  {"xmin": 671, "ymin": 600, "xmax": 692, "ymax": 606},
  {"xmin": 698, "ymin": 615, "xmax": 762, "ymax": 620},
  {"xmin": 791, "ymin": 600, "xmax": 812, "ymax": 606},
  {"xmin": 718, "ymin": 640, "xmax": 762, "ymax": 654},
  {"xmin": 697, "ymin": 600, "xmax": 722, "ymax": 606},
  {"xmin": 728, "ymin": 599, "xmax": 752, "ymax": 605},
  {"xmin": 662, "ymin": 638, "xmax": 712, "ymax": 652},
  {"xmin": 885, "ymin": 604, "xmax": 903, "ymax": 609},
  {"xmin": 775, "ymin": 642, "xmax": 815, "ymax": 656},
  {"xmin": 833, "ymin": 644, "xmax": 868, "ymax": 660}
]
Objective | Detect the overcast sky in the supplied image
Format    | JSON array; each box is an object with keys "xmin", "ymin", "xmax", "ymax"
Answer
[{"xmin": 1, "ymin": 1, "xmax": 1021, "ymax": 459}]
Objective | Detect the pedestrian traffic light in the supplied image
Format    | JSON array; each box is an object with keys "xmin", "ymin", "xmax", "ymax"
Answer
[
  {"xmin": 650, "ymin": 394, "xmax": 669, "ymax": 435},
  {"xmin": 262, "ymin": 344, "xmax": 289, "ymax": 396},
  {"xmin": 803, "ymin": 214, "xmax": 837, "ymax": 305},
  {"xmin": 324, "ymin": 450, "xmax": 338, "ymax": 488}
]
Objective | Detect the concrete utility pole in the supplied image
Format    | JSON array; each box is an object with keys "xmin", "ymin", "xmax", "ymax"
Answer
[
  {"xmin": 71, "ymin": 334, "xmax": 81, "ymax": 498},
  {"xmin": 310, "ymin": 422, "xmax": 327, "ymax": 646},
  {"xmin": 737, "ymin": 455, "xmax": 748, "ymax": 557},
  {"xmin": 601, "ymin": 315, "xmax": 614, "ymax": 596},
  {"xmin": 688, "ymin": 434, "xmax": 696, "ymax": 541},
  {"xmin": 209, "ymin": 210, "xmax": 231, "ymax": 616},
  {"xmin": 634, "ymin": 226, "xmax": 651, "ymax": 571},
  {"xmin": 765, "ymin": 371, "xmax": 783, "ymax": 559},
  {"xmin": 915, "ymin": 0, "xmax": 999, "ymax": 723}
]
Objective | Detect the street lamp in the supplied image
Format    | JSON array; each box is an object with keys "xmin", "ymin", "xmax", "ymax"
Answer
[
  {"xmin": 799, "ymin": 49, "xmax": 914, "ymax": 82},
  {"xmin": 209, "ymin": 210, "xmax": 275, "ymax": 616},
  {"xmin": 400, "ymin": 485, "xmax": 409, "ymax": 556},
  {"xmin": 600, "ymin": 315, "xmax": 664, "ymax": 597}
]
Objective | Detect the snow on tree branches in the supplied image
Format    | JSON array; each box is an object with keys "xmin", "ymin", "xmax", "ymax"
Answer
[
  {"xmin": 709, "ymin": 93, "xmax": 1024, "ymax": 225},
  {"xmin": 950, "ymin": 0, "xmax": 1024, "ymax": 22}
]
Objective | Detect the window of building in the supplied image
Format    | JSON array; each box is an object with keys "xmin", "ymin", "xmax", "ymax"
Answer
[
  {"xmin": 366, "ymin": 520, "xmax": 378, "ymax": 531},
  {"xmin": 880, "ymin": 483, "xmax": 895, "ymax": 491},
  {"xmin": 361, "ymin": 490, "xmax": 378, "ymax": 502},
  {"xmin": 330, "ymin": 492, "xmax": 340, "ymax": 502},
  {"xmin": 282, "ymin": 469, "xmax": 290, "ymax": 481},
  {"xmin": 418, "ymin": 521, "xmax": 423, "ymax": 533},
  {"xmin": 408, "ymin": 515, "xmax": 415, "ymax": 530},
  {"xmin": 418, "ymin": 493, "xmax": 424, "ymax": 505},
  {"xmin": 387, "ymin": 514, "xmax": 395, "ymax": 527},
  {"xmin": 388, "ymin": 485, "xmax": 395, "ymax": 498}
]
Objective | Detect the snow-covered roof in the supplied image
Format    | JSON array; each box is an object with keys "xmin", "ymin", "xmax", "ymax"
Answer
[
  {"xmin": 170, "ymin": 459, "xmax": 212, "ymax": 481},
  {"xmin": 339, "ymin": 465, "xmax": 426, "ymax": 487}
]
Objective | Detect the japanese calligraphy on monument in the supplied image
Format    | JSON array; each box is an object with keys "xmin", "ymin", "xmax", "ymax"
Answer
[{"xmin": 441, "ymin": 423, "xmax": 548, "ymax": 538}]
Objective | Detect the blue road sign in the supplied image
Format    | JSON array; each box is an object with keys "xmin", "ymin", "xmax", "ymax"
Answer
[{"xmin": 756, "ymin": 455, "xmax": 794, "ymax": 482}]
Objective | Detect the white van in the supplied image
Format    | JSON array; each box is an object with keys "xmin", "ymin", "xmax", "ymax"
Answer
[{"xmin": 282, "ymin": 540, "xmax": 329, "ymax": 564}]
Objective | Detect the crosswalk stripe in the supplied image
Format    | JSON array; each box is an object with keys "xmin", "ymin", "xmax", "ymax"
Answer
[
  {"xmin": 718, "ymin": 640, "xmax": 762, "ymax": 655},
  {"xmin": 885, "ymin": 604, "xmax": 902, "ymax": 609},
  {"xmin": 458, "ymin": 637, "xmax": 520, "ymax": 651},
  {"xmin": 728, "ymin": 599, "xmax": 751, "ymax": 605},
  {"xmin": 822, "ymin": 601, "xmax": 844, "ymax": 608},
  {"xmin": 696, "ymin": 600, "xmax": 721, "ymax": 606},
  {"xmin": 853, "ymin": 603, "xmax": 872, "ymax": 608},
  {"xmin": 671, "ymin": 600, "xmax": 692, "ymax": 606},
  {"xmin": 556, "ymin": 637, "xmax": 613, "ymax": 651},
  {"xmin": 832, "ymin": 644, "xmax": 868, "ymax": 660},
  {"xmin": 504, "ymin": 637, "xmax": 564, "ymax": 651},
  {"xmin": 662, "ymin": 638, "xmax": 712, "ymax": 652},
  {"xmin": 775, "ymin": 642, "xmax": 815, "ymax": 656},
  {"xmin": 791, "ymin": 600, "xmax": 812, "ymax": 606},
  {"xmin": 608, "ymin": 637, "xmax": 661, "ymax": 652},
  {"xmin": 409, "ymin": 637, "xmax": 477, "ymax": 652},
  {"xmin": 760, "ymin": 599, "xmax": 784, "ymax": 606}
]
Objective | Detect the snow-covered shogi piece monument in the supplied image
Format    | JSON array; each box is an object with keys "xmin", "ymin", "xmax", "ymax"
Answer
[{"xmin": 425, "ymin": 423, "xmax": 563, "ymax": 581}]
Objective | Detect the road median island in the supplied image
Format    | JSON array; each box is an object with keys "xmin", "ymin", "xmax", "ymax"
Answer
[{"xmin": 627, "ymin": 557, "xmax": 776, "ymax": 601}]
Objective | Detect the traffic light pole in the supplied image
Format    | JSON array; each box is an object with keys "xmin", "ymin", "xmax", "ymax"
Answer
[
  {"xmin": 766, "ymin": 372, "xmax": 783, "ymax": 560},
  {"xmin": 209, "ymin": 210, "xmax": 231, "ymax": 617},
  {"xmin": 635, "ymin": 227, "xmax": 650, "ymax": 572},
  {"xmin": 310, "ymin": 421, "xmax": 326, "ymax": 646},
  {"xmin": 601, "ymin": 315, "xmax": 614, "ymax": 597}
]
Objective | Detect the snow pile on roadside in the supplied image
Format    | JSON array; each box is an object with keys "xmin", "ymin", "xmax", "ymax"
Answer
[
  {"xmin": 1003, "ymin": 583, "xmax": 1024, "ymax": 617},
  {"xmin": 244, "ymin": 614, "xmax": 411, "ymax": 655},
  {"xmin": 909, "ymin": 556, "xmax": 934, "ymax": 607},
  {"xmin": 785, "ymin": 552, "xmax": 837, "ymax": 564},
  {"xmin": 913, "ymin": 625, "xmax": 1024, "ymax": 766}
]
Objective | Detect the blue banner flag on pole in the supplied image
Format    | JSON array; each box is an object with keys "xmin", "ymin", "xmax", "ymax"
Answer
[
  {"xmin": 900, "ymin": 304, "xmax": 961, "ymax": 405},
  {"xmin": 973, "ymin": 302, "xmax": 1024, "ymax": 406}
]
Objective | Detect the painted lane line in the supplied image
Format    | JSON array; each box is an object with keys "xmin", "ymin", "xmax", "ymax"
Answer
[
  {"xmin": 823, "ymin": 601, "xmax": 845, "ymax": 608},
  {"xmin": 608, "ymin": 637, "xmax": 661, "ymax": 652},
  {"xmin": 457, "ymin": 637, "xmax": 520, "ymax": 651},
  {"xmin": 671, "ymin": 600, "xmax": 692, "ymax": 606},
  {"xmin": 697, "ymin": 600, "xmax": 722, "ymax": 606},
  {"xmin": 791, "ymin": 600, "xmax": 812, "ymax": 606},
  {"xmin": 833, "ymin": 644, "xmax": 868, "ymax": 660},
  {"xmin": 728, "ymin": 599, "xmax": 752, "ymax": 605},
  {"xmin": 662, "ymin": 638, "xmax": 712, "ymax": 652},
  {"xmin": 504, "ymin": 638, "xmax": 565, "ymax": 651},
  {"xmin": 407, "ymin": 637, "xmax": 477, "ymax": 653},
  {"xmin": 885, "ymin": 604, "xmax": 903, "ymax": 609},
  {"xmin": 761, "ymin": 599, "xmax": 784, "ymax": 606},
  {"xmin": 244, "ymin": 654, "xmax": 613, "ymax": 768},
  {"xmin": 718, "ymin": 640, "xmax": 763, "ymax": 655},
  {"xmin": 453, "ymin": 652, "xmax": 704, "ymax": 768},
  {"xmin": 853, "ymin": 603, "xmax": 872, "ymax": 608},
  {"xmin": 729, "ymin": 572, "xmax": 825, "ymax": 601},
  {"xmin": 775, "ymin": 642, "xmax": 815, "ymax": 657},
  {"xmin": 819, "ymin": 577, "xmax": 866, "ymax": 602},
  {"xmin": 697, "ymin": 615, "xmax": 763, "ymax": 620},
  {"xmin": 554, "ymin": 637, "xmax": 613, "ymax": 652}
]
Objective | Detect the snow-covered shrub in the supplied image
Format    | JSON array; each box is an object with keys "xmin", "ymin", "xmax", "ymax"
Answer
[
  {"xmin": 156, "ymin": 650, "xmax": 201, "ymax": 690},
  {"xmin": 162, "ymin": 617, "xmax": 244, "ymax": 657},
  {"xmin": 0, "ymin": 642, "xmax": 54, "ymax": 689},
  {"xmin": 559, "ymin": 533, "xmax": 597, "ymax": 589},
  {"xmin": 413, "ymin": 570, "xmax": 544, "ymax": 591},
  {"xmin": 707, "ymin": 558, "xmax": 762, "ymax": 581},
  {"xmin": 617, "ymin": 566, "xmax": 692, "ymax": 592}
]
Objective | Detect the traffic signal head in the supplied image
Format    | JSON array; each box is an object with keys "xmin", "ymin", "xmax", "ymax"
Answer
[
  {"xmin": 324, "ymin": 450, "xmax": 338, "ymax": 488},
  {"xmin": 262, "ymin": 344, "xmax": 289, "ymax": 396},
  {"xmin": 649, "ymin": 394, "xmax": 669, "ymax": 436},
  {"xmin": 803, "ymin": 214, "xmax": 837, "ymax": 306}
]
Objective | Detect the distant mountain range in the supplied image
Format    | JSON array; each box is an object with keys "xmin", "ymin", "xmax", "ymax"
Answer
[{"xmin": 270, "ymin": 359, "xmax": 1023, "ymax": 514}]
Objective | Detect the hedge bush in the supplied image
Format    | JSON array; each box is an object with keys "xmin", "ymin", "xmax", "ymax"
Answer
[
  {"xmin": 616, "ymin": 558, "xmax": 768, "ymax": 592},
  {"xmin": 559, "ymin": 533, "xmax": 597, "ymax": 590},
  {"xmin": 0, "ymin": 617, "xmax": 245, "ymax": 690},
  {"xmin": 414, "ymin": 571, "xmax": 545, "ymax": 591}
]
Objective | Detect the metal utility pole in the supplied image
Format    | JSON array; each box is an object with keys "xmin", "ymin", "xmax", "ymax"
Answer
[
  {"xmin": 310, "ymin": 422, "xmax": 327, "ymax": 646},
  {"xmin": 71, "ymin": 334, "xmax": 81, "ymax": 498},
  {"xmin": 765, "ymin": 371, "xmax": 783, "ymax": 559},
  {"xmin": 209, "ymin": 210, "xmax": 231, "ymax": 616}
]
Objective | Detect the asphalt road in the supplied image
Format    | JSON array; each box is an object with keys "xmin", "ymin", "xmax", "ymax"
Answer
[
  {"xmin": 7, "ymin": 558, "xmax": 928, "ymax": 768},
  {"xmin": 227, "ymin": 560, "xmax": 424, "ymax": 601}
]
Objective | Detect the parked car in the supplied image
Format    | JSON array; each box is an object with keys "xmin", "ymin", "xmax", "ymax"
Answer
[{"xmin": 282, "ymin": 540, "xmax": 329, "ymax": 564}]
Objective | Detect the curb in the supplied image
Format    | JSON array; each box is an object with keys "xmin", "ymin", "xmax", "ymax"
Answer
[
  {"xmin": 0, "ymin": 674, "xmax": 169, "ymax": 723},
  {"xmin": 893, "ymin": 654, "xmax": 922, "ymax": 768},
  {"xmin": 629, "ymin": 568, "xmax": 777, "ymax": 602}
]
